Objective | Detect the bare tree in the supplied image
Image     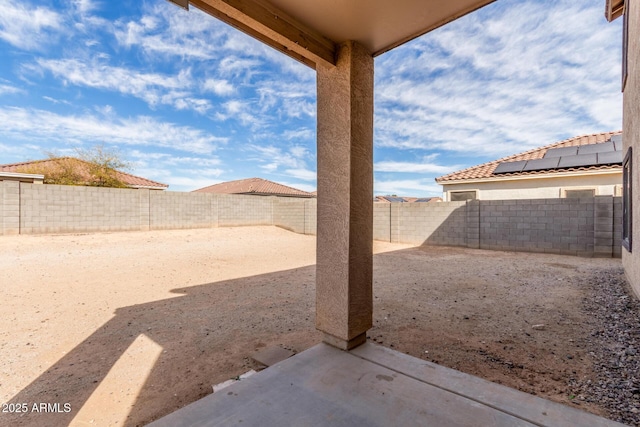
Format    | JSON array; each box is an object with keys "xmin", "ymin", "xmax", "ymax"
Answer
[{"xmin": 17, "ymin": 145, "xmax": 132, "ymax": 188}]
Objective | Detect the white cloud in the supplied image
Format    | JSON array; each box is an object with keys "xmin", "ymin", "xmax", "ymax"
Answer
[
  {"xmin": 33, "ymin": 58, "xmax": 215, "ymax": 113},
  {"xmin": 375, "ymin": 0, "xmax": 623, "ymax": 160},
  {"xmin": 283, "ymin": 128, "xmax": 314, "ymax": 141},
  {"xmin": 374, "ymin": 179, "xmax": 442, "ymax": 196},
  {"xmin": 0, "ymin": 107, "xmax": 225, "ymax": 155},
  {"xmin": 284, "ymin": 168, "xmax": 316, "ymax": 181},
  {"xmin": 0, "ymin": 0, "xmax": 63, "ymax": 50},
  {"xmin": 247, "ymin": 144, "xmax": 311, "ymax": 173},
  {"xmin": 0, "ymin": 83, "xmax": 23, "ymax": 96},
  {"xmin": 113, "ymin": 3, "xmax": 227, "ymax": 60},
  {"xmin": 203, "ymin": 79, "xmax": 235, "ymax": 96},
  {"xmin": 374, "ymin": 161, "xmax": 459, "ymax": 174},
  {"xmin": 42, "ymin": 96, "xmax": 71, "ymax": 105}
]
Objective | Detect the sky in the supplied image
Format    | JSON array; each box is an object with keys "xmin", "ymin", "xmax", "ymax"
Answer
[{"xmin": 0, "ymin": 0, "xmax": 624, "ymax": 195}]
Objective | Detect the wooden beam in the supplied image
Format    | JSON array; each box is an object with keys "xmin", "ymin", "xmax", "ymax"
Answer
[{"xmin": 189, "ymin": 0, "xmax": 337, "ymax": 68}]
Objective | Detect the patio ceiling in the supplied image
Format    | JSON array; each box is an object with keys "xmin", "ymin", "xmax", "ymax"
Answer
[{"xmin": 180, "ymin": 0, "xmax": 495, "ymax": 68}]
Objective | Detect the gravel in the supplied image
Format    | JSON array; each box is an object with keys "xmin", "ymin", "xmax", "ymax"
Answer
[{"xmin": 572, "ymin": 267, "xmax": 640, "ymax": 426}]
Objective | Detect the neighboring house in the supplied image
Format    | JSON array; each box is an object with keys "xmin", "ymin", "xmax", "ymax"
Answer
[
  {"xmin": 435, "ymin": 131, "xmax": 623, "ymax": 201},
  {"xmin": 0, "ymin": 158, "xmax": 169, "ymax": 190},
  {"xmin": 375, "ymin": 195, "xmax": 442, "ymax": 203},
  {"xmin": 193, "ymin": 177, "xmax": 315, "ymax": 198},
  {"xmin": 0, "ymin": 171, "xmax": 44, "ymax": 184}
]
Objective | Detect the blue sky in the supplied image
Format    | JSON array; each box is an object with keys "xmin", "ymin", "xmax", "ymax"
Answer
[{"xmin": 0, "ymin": 0, "xmax": 623, "ymax": 195}]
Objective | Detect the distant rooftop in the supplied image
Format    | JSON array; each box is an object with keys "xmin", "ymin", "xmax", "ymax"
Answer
[
  {"xmin": 0, "ymin": 158, "xmax": 168, "ymax": 190},
  {"xmin": 193, "ymin": 177, "xmax": 315, "ymax": 198},
  {"xmin": 375, "ymin": 195, "xmax": 442, "ymax": 203},
  {"xmin": 436, "ymin": 131, "xmax": 622, "ymax": 183}
]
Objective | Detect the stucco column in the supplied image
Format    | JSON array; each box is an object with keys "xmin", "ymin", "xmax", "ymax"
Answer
[{"xmin": 316, "ymin": 41, "xmax": 374, "ymax": 350}]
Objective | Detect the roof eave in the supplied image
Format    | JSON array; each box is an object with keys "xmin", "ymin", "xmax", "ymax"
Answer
[
  {"xmin": 605, "ymin": 0, "xmax": 625, "ymax": 22},
  {"xmin": 437, "ymin": 168, "xmax": 622, "ymax": 186}
]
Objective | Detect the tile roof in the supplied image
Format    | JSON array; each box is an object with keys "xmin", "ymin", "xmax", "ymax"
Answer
[
  {"xmin": 436, "ymin": 131, "xmax": 623, "ymax": 183},
  {"xmin": 0, "ymin": 158, "xmax": 168, "ymax": 189},
  {"xmin": 193, "ymin": 177, "xmax": 315, "ymax": 198}
]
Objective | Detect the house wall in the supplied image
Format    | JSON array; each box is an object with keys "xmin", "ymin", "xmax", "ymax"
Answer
[
  {"xmin": 441, "ymin": 173, "xmax": 621, "ymax": 201},
  {"xmin": 623, "ymin": 0, "xmax": 640, "ymax": 295}
]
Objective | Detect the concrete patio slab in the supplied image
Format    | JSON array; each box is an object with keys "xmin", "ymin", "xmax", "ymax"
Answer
[{"xmin": 149, "ymin": 343, "xmax": 626, "ymax": 427}]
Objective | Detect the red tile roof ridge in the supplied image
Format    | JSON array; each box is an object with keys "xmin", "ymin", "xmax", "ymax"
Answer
[
  {"xmin": 193, "ymin": 177, "xmax": 314, "ymax": 197},
  {"xmin": 436, "ymin": 130, "xmax": 622, "ymax": 183},
  {"xmin": 0, "ymin": 157, "xmax": 168, "ymax": 188}
]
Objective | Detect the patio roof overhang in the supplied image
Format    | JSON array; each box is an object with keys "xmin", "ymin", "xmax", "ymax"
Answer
[{"xmin": 171, "ymin": 0, "xmax": 495, "ymax": 68}]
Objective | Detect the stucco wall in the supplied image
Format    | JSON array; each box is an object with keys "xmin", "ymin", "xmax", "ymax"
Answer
[
  {"xmin": 442, "ymin": 173, "xmax": 621, "ymax": 201},
  {"xmin": 623, "ymin": 0, "xmax": 640, "ymax": 295}
]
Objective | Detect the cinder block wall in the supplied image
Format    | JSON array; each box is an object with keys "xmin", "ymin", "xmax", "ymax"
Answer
[
  {"xmin": 150, "ymin": 191, "xmax": 215, "ymax": 230},
  {"xmin": 479, "ymin": 198, "xmax": 595, "ymax": 256},
  {"xmin": 371, "ymin": 197, "xmax": 621, "ymax": 257},
  {"xmin": 4, "ymin": 183, "xmax": 310, "ymax": 235},
  {"xmin": 613, "ymin": 197, "xmax": 623, "ymax": 258},
  {"xmin": 217, "ymin": 194, "xmax": 274, "ymax": 226},
  {"xmin": 373, "ymin": 204, "xmax": 391, "ymax": 241},
  {"xmin": 304, "ymin": 199, "xmax": 317, "ymax": 235},
  {"xmin": 0, "ymin": 182, "xmax": 622, "ymax": 258},
  {"xmin": 273, "ymin": 197, "xmax": 317, "ymax": 235},
  {"xmin": 20, "ymin": 184, "xmax": 143, "ymax": 234},
  {"xmin": 394, "ymin": 202, "xmax": 467, "ymax": 245}
]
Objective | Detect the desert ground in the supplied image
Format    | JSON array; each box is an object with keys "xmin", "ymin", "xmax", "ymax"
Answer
[{"xmin": 0, "ymin": 226, "xmax": 630, "ymax": 426}]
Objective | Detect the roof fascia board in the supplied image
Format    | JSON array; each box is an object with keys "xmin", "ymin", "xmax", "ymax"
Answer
[
  {"xmin": 605, "ymin": 0, "xmax": 625, "ymax": 21},
  {"xmin": 188, "ymin": 0, "xmax": 337, "ymax": 68},
  {"xmin": 0, "ymin": 172, "xmax": 45, "ymax": 180},
  {"xmin": 439, "ymin": 169, "xmax": 622, "ymax": 185},
  {"xmin": 373, "ymin": 0, "xmax": 496, "ymax": 57}
]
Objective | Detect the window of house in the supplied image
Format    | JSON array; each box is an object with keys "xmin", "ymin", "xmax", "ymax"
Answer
[
  {"xmin": 564, "ymin": 189, "xmax": 596, "ymax": 199},
  {"xmin": 450, "ymin": 191, "xmax": 477, "ymax": 201},
  {"xmin": 623, "ymin": 147, "xmax": 633, "ymax": 252}
]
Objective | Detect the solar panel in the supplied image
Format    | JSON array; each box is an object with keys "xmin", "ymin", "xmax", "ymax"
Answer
[
  {"xmin": 493, "ymin": 160, "xmax": 527, "ymax": 174},
  {"xmin": 385, "ymin": 196, "xmax": 405, "ymax": 202},
  {"xmin": 578, "ymin": 141, "xmax": 615, "ymax": 155},
  {"xmin": 597, "ymin": 150, "xmax": 624, "ymax": 165},
  {"xmin": 557, "ymin": 153, "xmax": 598, "ymax": 168},
  {"xmin": 521, "ymin": 157, "xmax": 560, "ymax": 172},
  {"xmin": 544, "ymin": 146, "xmax": 577, "ymax": 158},
  {"xmin": 610, "ymin": 134, "xmax": 622, "ymax": 150},
  {"xmin": 414, "ymin": 198, "xmax": 433, "ymax": 203}
]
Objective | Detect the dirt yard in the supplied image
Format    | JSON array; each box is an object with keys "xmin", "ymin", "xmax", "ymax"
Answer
[{"xmin": 0, "ymin": 226, "xmax": 626, "ymax": 426}]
